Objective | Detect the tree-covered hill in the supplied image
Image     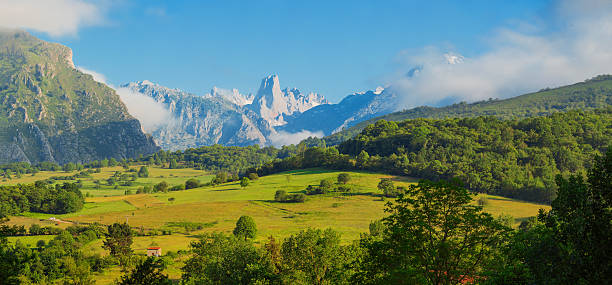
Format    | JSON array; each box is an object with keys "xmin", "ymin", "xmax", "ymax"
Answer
[
  {"xmin": 250, "ymin": 108, "xmax": 612, "ymax": 203},
  {"xmin": 326, "ymin": 75, "xmax": 612, "ymax": 144},
  {"xmin": 0, "ymin": 30, "xmax": 158, "ymax": 164}
]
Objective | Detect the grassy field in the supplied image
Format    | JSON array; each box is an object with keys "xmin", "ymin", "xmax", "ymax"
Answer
[{"xmin": 2, "ymin": 166, "xmax": 550, "ymax": 284}]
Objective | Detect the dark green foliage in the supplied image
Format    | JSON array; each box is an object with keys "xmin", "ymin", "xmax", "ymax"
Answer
[
  {"xmin": 355, "ymin": 179, "xmax": 510, "ymax": 284},
  {"xmin": 153, "ymin": 181, "xmax": 168, "ymax": 193},
  {"xmin": 185, "ymin": 178, "xmax": 200, "ymax": 189},
  {"xmin": 182, "ymin": 233, "xmax": 275, "ymax": 284},
  {"xmin": 274, "ymin": 190, "xmax": 306, "ymax": 203},
  {"xmin": 498, "ymin": 148, "xmax": 612, "ymax": 284},
  {"xmin": 0, "ymin": 182, "xmax": 84, "ymax": 218},
  {"xmin": 376, "ymin": 178, "xmax": 406, "ymax": 198},
  {"xmin": 337, "ymin": 109, "xmax": 612, "ymax": 203},
  {"xmin": 137, "ymin": 166, "xmax": 149, "ymax": 178},
  {"xmin": 275, "ymin": 190, "xmax": 287, "ymax": 202},
  {"xmin": 118, "ymin": 257, "xmax": 171, "ymax": 285},
  {"xmin": 240, "ymin": 177, "xmax": 250, "ymax": 188},
  {"xmin": 248, "ymin": 172, "xmax": 259, "ymax": 180},
  {"xmin": 0, "ymin": 228, "xmax": 107, "ymax": 284},
  {"xmin": 337, "ymin": 173, "xmax": 351, "ymax": 184},
  {"xmin": 233, "ymin": 216, "xmax": 257, "ymax": 241},
  {"xmin": 368, "ymin": 220, "xmax": 385, "ymax": 237},
  {"xmin": 139, "ymin": 145, "xmax": 294, "ymax": 175},
  {"xmin": 277, "ymin": 228, "xmax": 358, "ymax": 284},
  {"xmin": 103, "ymin": 223, "xmax": 133, "ymax": 257}
]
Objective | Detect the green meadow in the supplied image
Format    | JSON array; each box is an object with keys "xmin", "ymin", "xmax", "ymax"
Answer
[{"xmin": 1, "ymin": 166, "xmax": 550, "ymax": 283}]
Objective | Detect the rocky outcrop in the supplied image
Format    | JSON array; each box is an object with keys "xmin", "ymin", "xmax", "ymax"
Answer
[{"xmin": 247, "ymin": 75, "xmax": 328, "ymax": 126}]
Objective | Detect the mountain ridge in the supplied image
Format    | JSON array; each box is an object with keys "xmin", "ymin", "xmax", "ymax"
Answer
[{"xmin": 0, "ymin": 30, "xmax": 159, "ymax": 164}]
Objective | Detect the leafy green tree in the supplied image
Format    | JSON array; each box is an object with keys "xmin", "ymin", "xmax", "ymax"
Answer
[
  {"xmin": 509, "ymin": 149, "xmax": 612, "ymax": 284},
  {"xmin": 240, "ymin": 177, "xmax": 250, "ymax": 188},
  {"xmin": 137, "ymin": 166, "xmax": 149, "ymax": 178},
  {"xmin": 337, "ymin": 173, "xmax": 351, "ymax": 184},
  {"xmin": 377, "ymin": 178, "xmax": 401, "ymax": 197},
  {"xmin": 356, "ymin": 150, "xmax": 370, "ymax": 169},
  {"xmin": 103, "ymin": 223, "xmax": 133, "ymax": 258},
  {"xmin": 154, "ymin": 181, "xmax": 168, "ymax": 193},
  {"xmin": 168, "ymin": 159, "xmax": 178, "ymax": 169},
  {"xmin": 119, "ymin": 257, "xmax": 171, "ymax": 285},
  {"xmin": 356, "ymin": 179, "xmax": 510, "ymax": 284},
  {"xmin": 278, "ymin": 228, "xmax": 356, "ymax": 284},
  {"xmin": 182, "ymin": 233, "xmax": 275, "ymax": 284},
  {"xmin": 185, "ymin": 178, "xmax": 200, "ymax": 190},
  {"xmin": 233, "ymin": 216, "xmax": 257, "ymax": 241}
]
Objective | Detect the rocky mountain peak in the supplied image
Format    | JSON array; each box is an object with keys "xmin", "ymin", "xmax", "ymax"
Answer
[
  {"xmin": 210, "ymin": 86, "xmax": 253, "ymax": 106},
  {"xmin": 248, "ymin": 75, "xmax": 328, "ymax": 126}
]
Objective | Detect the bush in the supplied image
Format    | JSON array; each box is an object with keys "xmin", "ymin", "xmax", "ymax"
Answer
[
  {"xmin": 337, "ymin": 173, "xmax": 351, "ymax": 184},
  {"xmin": 185, "ymin": 179, "xmax": 200, "ymax": 190},
  {"xmin": 275, "ymin": 190, "xmax": 287, "ymax": 202},
  {"xmin": 247, "ymin": 173, "xmax": 259, "ymax": 180},
  {"xmin": 154, "ymin": 181, "xmax": 168, "ymax": 192}
]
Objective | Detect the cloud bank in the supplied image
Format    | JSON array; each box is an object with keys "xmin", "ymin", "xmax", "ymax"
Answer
[
  {"xmin": 0, "ymin": 0, "xmax": 107, "ymax": 37},
  {"xmin": 391, "ymin": 0, "xmax": 612, "ymax": 109},
  {"xmin": 77, "ymin": 67, "xmax": 174, "ymax": 133},
  {"xmin": 269, "ymin": 130, "xmax": 324, "ymax": 147}
]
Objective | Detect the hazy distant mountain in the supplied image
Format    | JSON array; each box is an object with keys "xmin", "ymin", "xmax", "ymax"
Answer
[
  {"xmin": 279, "ymin": 86, "xmax": 397, "ymax": 135},
  {"xmin": 325, "ymin": 75, "xmax": 612, "ymax": 145},
  {"xmin": 0, "ymin": 30, "xmax": 158, "ymax": 164},
  {"xmin": 121, "ymin": 81, "xmax": 273, "ymax": 150}
]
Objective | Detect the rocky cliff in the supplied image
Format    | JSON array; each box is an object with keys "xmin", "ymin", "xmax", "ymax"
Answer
[{"xmin": 0, "ymin": 30, "xmax": 159, "ymax": 164}]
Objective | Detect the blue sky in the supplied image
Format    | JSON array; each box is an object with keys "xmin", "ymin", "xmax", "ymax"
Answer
[{"xmin": 23, "ymin": 0, "xmax": 555, "ymax": 103}]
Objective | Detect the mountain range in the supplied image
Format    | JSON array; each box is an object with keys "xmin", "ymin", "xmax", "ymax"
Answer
[
  {"xmin": 123, "ymin": 75, "xmax": 398, "ymax": 149},
  {"xmin": 0, "ymin": 30, "xmax": 158, "ymax": 165}
]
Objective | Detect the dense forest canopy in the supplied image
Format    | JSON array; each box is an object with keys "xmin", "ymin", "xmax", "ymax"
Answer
[{"xmin": 249, "ymin": 108, "xmax": 612, "ymax": 203}]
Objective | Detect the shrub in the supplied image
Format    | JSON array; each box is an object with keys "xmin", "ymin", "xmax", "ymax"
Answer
[{"xmin": 185, "ymin": 179, "xmax": 200, "ymax": 190}]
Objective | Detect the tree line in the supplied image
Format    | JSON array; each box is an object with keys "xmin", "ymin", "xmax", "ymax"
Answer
[
  {"xmin": 248, "ymin": 109, "xmax": 612, "ymax": 203},
  {"xmin": 0, "ymin": 182, "xmax": 84, "ymax": 219}
]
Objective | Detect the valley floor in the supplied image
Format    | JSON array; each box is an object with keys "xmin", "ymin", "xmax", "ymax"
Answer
[{"xmin": 2, "ymin": 166, "xmax": 550, "ymax": 283}]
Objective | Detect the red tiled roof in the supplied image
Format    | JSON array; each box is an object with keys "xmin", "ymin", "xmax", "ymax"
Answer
[{"xmin": 147, "ymin": 247, "xmax": 161, "ymax": 250}]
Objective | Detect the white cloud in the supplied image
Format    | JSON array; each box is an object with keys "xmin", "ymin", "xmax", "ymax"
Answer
[
  {"xmin": 0, "ymin": 0, "xmax": 107, "ymax": 37},
  {"xmin": 77, "ymin": 66, "xmax": 107, "ymax": 84},
  {"xmin": 390, "ymin": 0, "xmax": 612, "ymax": 108},
  {"xmin": 268, "ymin": 130, "xmax": 324, "ymax": 147},
  {"xmin": 115, "ymin": 87, "xmax": 174, "ymax": 132},
  {"xmin": 77, "ymin": 67, "xmax": 174, "ymax": 133}
]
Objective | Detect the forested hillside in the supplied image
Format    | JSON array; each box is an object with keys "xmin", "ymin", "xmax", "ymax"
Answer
[
  {"xmin": 326, "ymin": 75, "xmax": 612, "ymax": 144},
  {"xmin": 251, "ymin": 108, "xmax": 612, "ymax": 203}
]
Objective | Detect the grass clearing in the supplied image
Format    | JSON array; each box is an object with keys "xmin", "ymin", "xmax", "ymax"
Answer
[{"xmin": 4, "ymin": 167, "xmax": 550, "ymax": 284}]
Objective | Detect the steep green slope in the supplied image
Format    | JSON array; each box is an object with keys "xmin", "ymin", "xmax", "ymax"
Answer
[
  {"xmin": 326, "ymin": 75, "xmax": 612, "ymax": 144},
  {"xmin": 0, "ymin": 30, "xmax": 158, "ymax": 164}
]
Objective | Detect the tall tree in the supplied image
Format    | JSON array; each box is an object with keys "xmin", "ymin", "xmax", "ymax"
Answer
[
  {"xmin": 103, "ymin": 223, "xmax": 133, "ymax": 258},
  {"xmin": 356, "ymin": 179, "xmax": 509, "ymax": 284},
  {"xmin": 233, "ymin": 216, "xmax": 257, "ymax": 241}
]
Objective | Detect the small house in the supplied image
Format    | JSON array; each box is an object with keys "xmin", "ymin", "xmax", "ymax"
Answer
[{"xmin": 146, "ymin": 247, "xmax": 162, "ymax": 257}]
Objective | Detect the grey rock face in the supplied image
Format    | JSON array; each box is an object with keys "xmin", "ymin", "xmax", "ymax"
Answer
[{"xmin": 122, "ymin": 81, "xmax": 273, "ymax": 150}]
